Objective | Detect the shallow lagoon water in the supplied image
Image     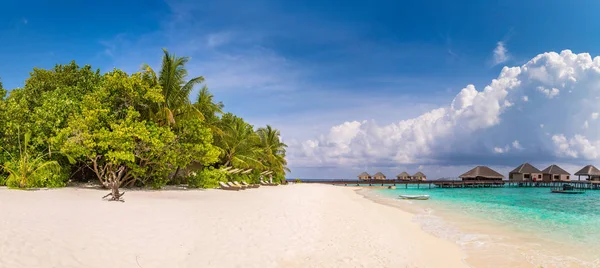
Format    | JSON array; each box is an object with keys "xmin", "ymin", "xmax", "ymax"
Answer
[{"xmin": 370, "ymin": 185, "xmax": 600, "ymax": 267}]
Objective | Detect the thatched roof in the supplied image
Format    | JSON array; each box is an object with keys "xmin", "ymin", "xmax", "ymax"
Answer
[
  {"xmin": 574, "ymin": 165, "xmax": 600, "ymax": 176},
  {"xmin": 412, "ymin": 172, "xmax": 426, "ymax": 177},
  {"xmin": 397, "ymin": 172, "xmax": 411, "ymax": 177},
  {"xmin": 373, "ymin": 172, "xmax": 386, "ymax": 177},
  {"xmin": 459, "ymin": 166, "xmax": 504, "ymax": 179},
  {"xmin": 358, "ymin": 172, "xmax": 371, "ymax": 177},
  {"xmin": 542, "ymin": 165, "xmax": 570, "ymax": 175},
  {"xmin": 510, "ymin": 163, "xmax": 542, "ymax": 174}
]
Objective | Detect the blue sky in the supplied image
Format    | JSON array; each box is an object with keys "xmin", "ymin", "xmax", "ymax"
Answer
[{"xmin": 3, "ymin": 0, "xmax": 600, "ymax": 179}]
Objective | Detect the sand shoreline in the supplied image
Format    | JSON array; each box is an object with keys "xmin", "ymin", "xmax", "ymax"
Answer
[
  {"xmin": 361, "ymin": 187, "xmax": 600, "ymax": 268},
  {"xmin": 0, "ymin": 184, "xmax": 469, "ymax": 268}
]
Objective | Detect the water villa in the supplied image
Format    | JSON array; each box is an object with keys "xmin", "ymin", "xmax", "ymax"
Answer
[
  {"xmin": 373, "ymin": 172, "xmax": 387, "ymax": 180},
  {"xmin": 542, "ymin": 165, "xmax": 570, "ymax": 181},
  {"xmin": 412, "ymin": 172, "xmax": 426, "ymax": 181},
  {"xmin": 432, "ymin": 166, "xmax": 505, "ymax": 188},
  {"xmin": 575, "ymin": 165, "xmax": 600, "ymax": 181},
  {"xmin": 509, "ymin": 163, "xmax": 542, "ymax": 181},
  {"xmin": 460, "ymin": 166, "xmax": 504, "ymax": 181},
  {"xmin": 358, "ymin": 172, "xmax": 371, "ymax": 181},
  {"xmin": 396, "ymin": 172, "xmax": 411, "ymax": 181}
]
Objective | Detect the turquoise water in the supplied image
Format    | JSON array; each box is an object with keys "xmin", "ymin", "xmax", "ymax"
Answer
[{"xmin": 377, "ymin": 186, "xmax": 600, "ymax": 256}]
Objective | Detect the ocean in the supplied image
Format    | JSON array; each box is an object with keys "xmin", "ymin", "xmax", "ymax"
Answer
[{"xmin": 366, "ymin": 185, "xmax": 600, "ymax": 267}]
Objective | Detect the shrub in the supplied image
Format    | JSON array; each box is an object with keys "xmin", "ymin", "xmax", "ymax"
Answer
[
  {"xmin": 295, "ymin": 178, "xmax": 301, "ymax": 183},
  {"xmin": 3, "ymin": 159, "xmax": 66, "ymax": 188},
  {"xmin": 149, "ymin": 176, "xmax": 169, "ymax": 189},
  {"xmin": 188, "ymin": 167, "xmax": 226, "ymax": 188}
]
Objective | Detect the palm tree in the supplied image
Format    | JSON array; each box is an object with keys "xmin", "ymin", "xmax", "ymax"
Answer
[
  {"xmin": 193, "ymin": 86, "xmax": 224, "ymax": 137},
  {"xmin": 143, "ymin": 48, "xmax": 205, "ymax": 125},
  {"xmin": 256, "ymin": 125, "xmax": 289, "ymax": 176},
  {"xmin": 217, "ymin": 113, "xmax": 263, "ymax": 169}
]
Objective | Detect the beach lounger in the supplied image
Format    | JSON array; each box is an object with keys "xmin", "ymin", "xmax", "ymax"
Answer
[
  {"xmin": 228, "ymin": 181, "xmax": 246, "ymax": 190},
  {"xmin": 260, "ymin": 180, "xmax": 278, "ymax": 186},
  {"xmin": 219, "ymin": 181, "xmax": 240, "ymax": 191},
  {"xmin": 233, "ymin": 181, "xmax": 251, "ymax": 189},
  {"xmin": 226, "ymin": 181, "xmax": 244, "ymax": 190},
  {"xmin": 241, "ymin": 181, "xmax": 260, "ymax": 188}
]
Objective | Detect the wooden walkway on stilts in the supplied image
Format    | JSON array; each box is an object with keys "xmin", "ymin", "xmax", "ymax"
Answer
[{"xmin": 293, "ymin": 179, "xmax": 600, "ymax": 190}]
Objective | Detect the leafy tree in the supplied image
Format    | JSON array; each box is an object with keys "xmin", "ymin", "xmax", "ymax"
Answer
[
  {"xmin": 57, "ymin": 70, "xmax": 173, "ymax": 199},
  {"xmin": 0, "ymin": 79, "xmax": 7, "ymax": 171},
  {"xmin": 0, "ymin": 79, "xmax": 5, "ymax": 99},
  {"xmin": 163, "ymin": 115, "xmax": 220, "ymax": 185},
  {"xmin": 1, "ymin": 63, "xmax": 102, "ymax": 179}
]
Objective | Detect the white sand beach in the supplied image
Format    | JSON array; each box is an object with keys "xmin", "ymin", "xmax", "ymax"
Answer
[{"xmin": 0, "ymin": 184, "xmax": 468, "ymax": 268}]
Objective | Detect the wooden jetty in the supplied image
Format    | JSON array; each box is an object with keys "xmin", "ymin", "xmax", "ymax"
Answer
[{"xmin": 291, "ymin": 179, "xmax": 600, "ymax": 190}]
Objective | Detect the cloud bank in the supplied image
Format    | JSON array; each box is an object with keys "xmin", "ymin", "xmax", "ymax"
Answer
[{"xmin": 290, "ymin": 50, "xmax": 600, "ymax": 169}]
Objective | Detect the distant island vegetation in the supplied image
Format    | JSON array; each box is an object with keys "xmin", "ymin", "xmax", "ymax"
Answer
[{"xmin": 0, "ymin": 49, "xmax": 289, "ymax": 197}]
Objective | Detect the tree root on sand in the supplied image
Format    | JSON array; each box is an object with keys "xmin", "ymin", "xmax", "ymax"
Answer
[{"xmin": 102, "ymin": 191, "xmax": 125, "ymax": 202}]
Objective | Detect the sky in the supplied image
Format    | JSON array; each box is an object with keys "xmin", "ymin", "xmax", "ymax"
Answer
[{"xmin": 3, "ymin": 0, "xmax": 600, "ymax": 179}]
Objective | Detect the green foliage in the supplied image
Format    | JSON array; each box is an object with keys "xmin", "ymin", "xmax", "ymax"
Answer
[
  {"xmin": 169, "ymin": 116, "xmax": 220, "ymax": 175},
  {"xmin": 2, "ymin": 132, "xmax": 64, "ymax": 188},
  {"xmin": 188, "ymin": 167, "xmax": 227, "ymax": 188},
  {"xmin": 295, "ymin": 178, "xmax": 301, "ymax": 183},
  {"xmin": 0, "ymin": 78, "xmax": 5, "ymax": 99},
  {"xmin": 2, "ymin": 62, "xmax": 101, "ymax": 154},
  {"xmin": 143, "ymin": 48, "xmax": 205, "ymax": 126},
  {"xmin": 56, "ymin": 70, "xmax": 175, "ymax": 188},
  {"xmin": 0, "ymin": 49, "xmax": 289, "ymax": 192},
  {"xmin": 257, "ymin": 125, "xmax": 289, "ymax": 178},
  {"xmin": 217, "ymin": 113, "xmax": 262, "ymax": 168}
]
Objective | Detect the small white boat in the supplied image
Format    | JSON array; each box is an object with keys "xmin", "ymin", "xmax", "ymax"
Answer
[{"xmin": 399, "ymin": 194, "xmax": 430, "ymax": 200}]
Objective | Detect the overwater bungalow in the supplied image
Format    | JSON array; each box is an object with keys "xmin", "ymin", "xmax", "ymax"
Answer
[
  {"xmin": 412, "ymin": 172, "xmax": 426, "ymax": 181},
  {"xmin": 358, "ymin": 172, "xmax": 371, "ymax": 181},
  {"xmin": 396, "ymin": 172, "xmax": 411, "ymax": 181},
  {"xmin": 574, "ymin": 165, "xmax": 600, "ymax": 181},
  {"xmin": 459, "ymin": 166, "xmax": 504, "ymax": 181},
  {"xmin": 509, "ymin": 163, "xmax": 542, "ymax": 181},
  {"xmin": 372, "ymin": 172, "xmax": 387, "ymax": 180},
  {"xmin": 541, "ymin": 165, "xmax": 570, "ymax": 181}
]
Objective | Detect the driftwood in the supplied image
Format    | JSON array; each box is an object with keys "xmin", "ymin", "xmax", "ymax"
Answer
[
  {"xmin": 102, "ymin": 191, "xmax": 125, "ymax": 202},
  {"xmin": 89, "ymin": 156, "xmax": 130, "ymax": 202}
]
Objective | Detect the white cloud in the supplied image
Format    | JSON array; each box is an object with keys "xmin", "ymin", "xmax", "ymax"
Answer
[
  {"xmin": 493, "ymin": 41, "xmax": 509, "ymax": 65},
  {"xmin": 552, "ymin": 134, "xmax": 600, "ymax": 159},
  {"xmin": 493, "ymin": 144, "xmax": 511, "ymax": 154},
  {"xmin": 494, "ymin": 146, "xmax": 507, "ymax": 154},
  {"xmin": 522, "ymin": 96, "xmax": 529, "ymax": 102},
  {"xmin": 584, "ymin": 120, "xmax": 589, "ymax": 129},
  {"xmin": 592, "ymin": 112, "xmax": 599, "ymax": 120},
  {"xmin": 291, "ymin": 50, "xmax": 600, "ymax": 168},
  {"xmin": 512, "ymin": 140, "xmax": 523, "ymax": 150},
  {"xmin": 536, "ymin": 86, "xmax": 560, "ymax": 99}
]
